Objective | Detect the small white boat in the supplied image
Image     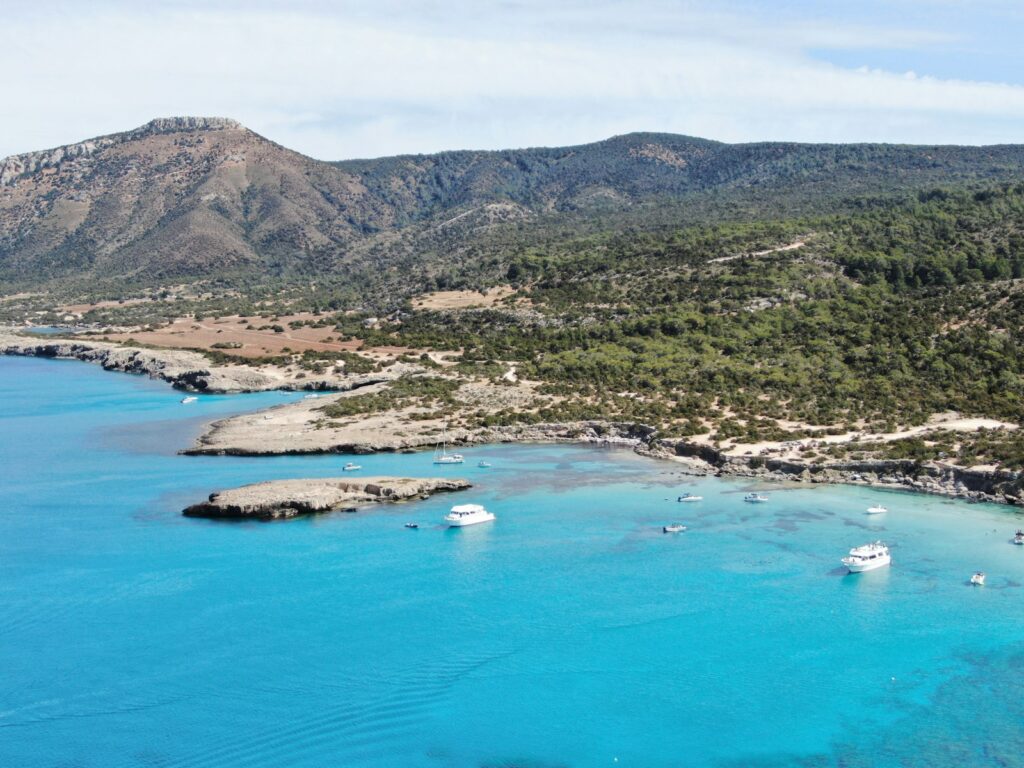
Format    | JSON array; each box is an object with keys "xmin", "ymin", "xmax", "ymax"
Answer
[
  {"xmin": 404, "ymin": 522, "xmax": 419, "ymax": 530},
  {"xmin": 677, "ymin": 493, "xmax": 703, "ymax": 503},
  {"xmin": 343, "ymin": 462, "xmax": 361, "ymax": 472},
  {"xmin": 180, "ymin": 396, "xmax": 198, "ymax": 404},
  {"xmin": 866, "ymin": 505, "xmax": 888, "ymax": 515},
  {"xmin": 444, "ymin": 503, "xmax": 495, "ymax": 527},
  {"xmin": 663, "ymin": 524, "xmax": 687, "ymax": 533},
  {"xmin": 303, "ymin": 393, "xmax": 320, "ymax": 399},
  {"xmin": 841, "ymin": 541, "xmax": 891, "ymax": 573},
  {"xmin": 1014, "ymin": 529, "xmax": 1024, "ymax": 546},
  {"xmin": 478, "ymin": 461, "xmax": 492, "ymax": 468},
  {"xmin": 971, "ymin": 572, "xmax": 986, "ymax": 586},
  {"xmin": 743, "ymin": 493, "xmax": 769, "ymax": 503},
  {"xmin": 433, "ymin": 424, "xmax": 464, "ymax": 465}
]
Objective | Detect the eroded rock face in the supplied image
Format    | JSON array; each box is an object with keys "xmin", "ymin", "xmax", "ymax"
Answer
[{"xmin": 182, "ymin": 476, "xmax": 471, "ymax": 520}]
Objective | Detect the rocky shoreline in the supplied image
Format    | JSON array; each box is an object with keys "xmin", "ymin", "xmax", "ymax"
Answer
[
  {"xmin": 0, "ymin": 329, "xmax": 390, "ymax": 393},
  {"xmin": 190, "ymin": 414, "xmax": 1024, "ymax": 507},
  {"xmin": 644, "ymin": 437, "xmax": 1024, "ymax": 507},
  {"xmin": 182, "ymin": 476, "xmax": 471, "ymax": 520},
  {"xmin": 7, "ymin": 339, "xmax": 1022, "ymax": 508}
]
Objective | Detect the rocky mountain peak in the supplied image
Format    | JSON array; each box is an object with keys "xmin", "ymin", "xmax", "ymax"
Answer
[{"xmin": 0, "ymin": 116, "xmax": 245, "ymax": 187}]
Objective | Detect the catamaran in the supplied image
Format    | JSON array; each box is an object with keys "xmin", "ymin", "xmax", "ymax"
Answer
[{"xmin": 433, "ymin": 424, "xmax": 464, "ymax": 465}]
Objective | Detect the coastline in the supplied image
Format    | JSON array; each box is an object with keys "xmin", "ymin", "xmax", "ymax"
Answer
[
  {"xmin": 5, "ymin": 341, "xmax": 1023, "ymax": 508},
  {"xmin": 0, "ymin": 328, "xmax": 401, "ymax": 394}
]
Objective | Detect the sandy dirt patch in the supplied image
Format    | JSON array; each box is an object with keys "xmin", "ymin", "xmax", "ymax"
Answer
[
  {"xmin": 412, "ymin": 286, "xmax": 517, "ymax": 311},
  {"xmin": 101, "ymin": 313, "xmax": 365, "ymax": 358}
]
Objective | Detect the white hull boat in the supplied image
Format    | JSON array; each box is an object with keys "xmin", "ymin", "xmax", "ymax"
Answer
[
  {"xmin": 842, "ymin": 541, "xmax": 891, "ymax": 573},
  {"xmin": 1014, "ymin": 530, "xmax": 1024, "ymax": 546},
  {"xmin": 444, "ymin": 504, "xmax": 495, "ymax": 527},
  {"xmin": 180, "ymin": 396, "xmax": 198, "ymax": 404},
  {"xmin": 744, "ymin": 493, "xmax": 769, "ymax": 503},
  {"xmin": 663, "ymin": 524, "xmax": 687, "ymax": 533},
  {"xmin": 677, "ymin": 494, "xmax": 702, "ymax": 503},
  {"xmin": 433, "ymin": 424, "xmax": 463, "ymax": 465},
  {"xmin": 971, "ymin": 572, "xmax": 986, "ymax": 586},
  {"xmin": 866, "ymin": 505, "xmax": 888, "ymax": 515},
  {"xmin": 343, "ymin": 463, "xmax": 361, "ymax": 472}
]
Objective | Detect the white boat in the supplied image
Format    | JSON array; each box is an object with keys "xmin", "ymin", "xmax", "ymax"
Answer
[
  {"xmin": 180, "ymin": 396, "xmax": 198, "ymax": 404},
  {"xmin": 433, "ymin": 424, "xmax": 464, "ymax": 465},
  {"xmin": 866, "ymin": 505, "xmax": 888, "ymax": 514},
  {"xmin": 743, "ymin": 493, "xmax": 769, "ymax": 503},
  {"xmin": 1014, "ymin": 530, "xmax": 1024, "ymax": 546},
  {"xmin": 677, "ymin": 493, "xmax": 703, "ymax": 503},
  {"xmin": 971, "ymin": 572, "xmax": 986, "ymax": 586},
  {"xmin": 342, "ymin": 462, "xmax": 361, "ymax": 472},
  {"xmin": 444, "ymin": 503, "xmax": 495, "ymax": 527},
  {"xmin": 841, "ymin": 541, "xmax": 891, "ymax": 573},
  {"xmin": 303, "ymin": 393, "xmax": 320, "ymax": 399},
  {"xmin": 478, "ymin": 461, "xmax": 492, "ymax": 468},
  {"xmin": 663, "ymin": 524, "xmax": 687, "ymax": 533}
]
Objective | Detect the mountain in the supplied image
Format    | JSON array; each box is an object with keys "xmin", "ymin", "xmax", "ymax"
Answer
[{"xmin": 3, "ymin": 116, "xmax": 1024, "ymax": 290}]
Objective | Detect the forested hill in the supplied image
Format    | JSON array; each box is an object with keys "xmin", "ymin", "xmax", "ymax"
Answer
[{"xmin": 2, "ymin": 117, "xmax": 1024, "ymax": 291}]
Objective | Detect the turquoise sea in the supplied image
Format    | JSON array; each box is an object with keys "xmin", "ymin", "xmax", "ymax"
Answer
[{"xmin": 2, "ymin": 356, "xmax": 1024, "ymax": 767}]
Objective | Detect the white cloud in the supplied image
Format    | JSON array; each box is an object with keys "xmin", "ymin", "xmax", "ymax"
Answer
[{"xmin": 1, "ymin": 1, "xmax": 1022, "ymax": 159}]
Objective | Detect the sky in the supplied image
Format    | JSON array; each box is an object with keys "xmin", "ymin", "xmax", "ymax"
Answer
[{"xmin": 2, "ymin": 0, "xmax": 1023, "ymax": 160}]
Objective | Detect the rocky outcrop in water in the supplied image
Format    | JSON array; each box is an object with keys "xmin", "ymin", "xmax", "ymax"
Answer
[{"xmin": 182, "ymin": 476, "xmax": 471, "ymax": 520}]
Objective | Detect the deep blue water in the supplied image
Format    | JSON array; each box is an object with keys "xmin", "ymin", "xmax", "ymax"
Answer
[{"xmin": 2, "ymin": 356, "xmax": 1024, "ymax": 767}]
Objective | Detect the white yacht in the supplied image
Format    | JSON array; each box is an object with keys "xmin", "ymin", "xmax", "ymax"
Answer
[
  {"xmin": 677, "ymin": 493, "xmax": 703, "ymax": 503},
  {"xmin": 180, "ymin": 396, "xmax": 198, "ymax": 404},
  {"xmin": 342, "ymin": 462, "xmax": 361, "ymax": 472},
  {"xmin": 841, "ymin": 541, "xmax": 891, "ymax": 573},
  {"xmin": 444, "ymin": 504, "xmax": 495, "ymax": 527},
  {"xmin": 663, "ymin": 523, "xmax": 687, "ymax": 533},
  {"xmin": 744, "ymin": 493, "xmax": 769, "ymax": 503},
  {"xmin": 866, "ymin": 505, "xmax": 888, "ymax": 515},
  {"xmin": 971, "ymin": 572, "xmax": 986, "ymax": 586},
  {"xmin": 1014, "ymin": 530, "xmax": 1024, "ymax": 546},
  {"xmin": 433, "ymin": 425, "xmax": 464, "ymax": 465}
]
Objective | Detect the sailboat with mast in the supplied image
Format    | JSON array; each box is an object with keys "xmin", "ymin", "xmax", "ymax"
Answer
[{"xmin": 433, "ymin": 424, "xmax": 464, "ymax": 465}]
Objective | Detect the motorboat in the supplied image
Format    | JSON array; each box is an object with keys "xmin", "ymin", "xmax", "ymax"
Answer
[
  {"xmin": 677, "ymin": 493, "xmax": 703, "ymax": 503},
  {"xmin": 433, "ymin": 424, "xmax": 464, "ymax": 465},
  {"xmin": 1014, "ymin": 530, "xmax": 1024, "ymax": 546},
  {"xmin": 971, "ymin": 572, "xmax": 986, "ymax": 586},
  {"xmin": 180, "ymin": 396, "xmax": 198, "ymax": 404},
  {"xmin": 663, "ymin": 524, "xmax": 687, "ymax": 533},
  {"xmin": 444, "ymin": 503, "xmax": 495, "ymax": 527},
  {"xmin": 303, "ymin": 393, "xmax": 320, "ymax": 399},
  {"xmin": 478, "ymin": 461, "xmax": 492, "ymax": 468},
  {"xmin": 841, "ymin": 541, "xmax": 891, "ymax": 573},
  {"xmin": 743, "ymin": 493, "xmax": 769, "ymax": 503},
  {"xmin": 866, "ymin": 505, "xmax": 888, "ymax": 515},
  {"xmin": 342, "ymin": 462, "xmax": 361, "ymax": 472},
  {"xmin": 404, "ymin": 523, "xmax": 419, "ymax": 529}
]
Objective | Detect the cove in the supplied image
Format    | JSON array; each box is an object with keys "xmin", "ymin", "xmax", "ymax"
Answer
[{"xmin": 2, "ymin": 356, "xmax": 1023, "ymax": 767}]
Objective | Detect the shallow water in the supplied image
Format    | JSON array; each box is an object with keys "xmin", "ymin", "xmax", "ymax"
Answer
[{"xmin": 2, "ymin": 357, "xmax": 1023, "ymax": 767}]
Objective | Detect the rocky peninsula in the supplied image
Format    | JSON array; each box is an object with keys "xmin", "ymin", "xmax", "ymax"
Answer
[
  {"xmin": 182, "ymin": 476, "xmax": 471, "ymax": 520},
  {"xmin": 0, "ymin": 328, "xmax": 397, "ymax": 393}
]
